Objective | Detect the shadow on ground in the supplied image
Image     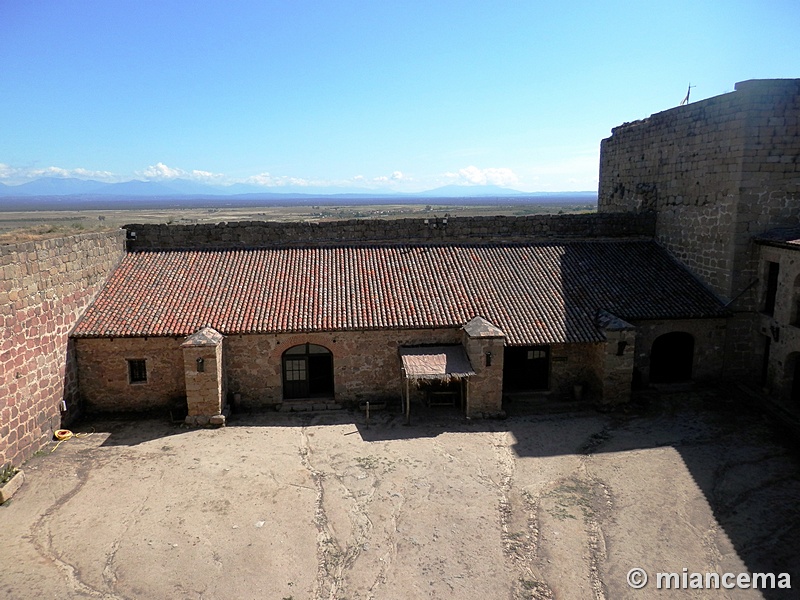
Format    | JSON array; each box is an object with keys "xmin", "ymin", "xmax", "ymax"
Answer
[{"xmin": 79, "ymin": 384, "xmax": 799, "ymax": 598}]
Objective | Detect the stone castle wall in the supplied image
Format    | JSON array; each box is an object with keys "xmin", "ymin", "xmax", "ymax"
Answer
[
  {"xmin": 599, "ymin": 78, "xmax": 799, "ymax": 380},
  {"xmin": 599, "ymin": 78, "xmax": 800, "ymax": 305},
  {"xmin": 122, "ymin": 212, "xmax": 656, "ymax": 251},
  {"xmin": 0, "ymin": 231, "xmax": 126, "ymax": 468}
]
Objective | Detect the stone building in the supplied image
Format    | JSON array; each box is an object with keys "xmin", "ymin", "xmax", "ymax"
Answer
[
  {"xmin": 599, "ymin": 77, "xmax": 800, "ymax": 414},
  {"xmin": 753, "ymin": 228, "xmax": 800, "ymax": 411},
  {"xmin": 70, "ymin": 237, "xmax": 726, "ymax": 422},
  {"xmin": 66, "ymin": 77, "xmax": 800, "ymax": 425}
]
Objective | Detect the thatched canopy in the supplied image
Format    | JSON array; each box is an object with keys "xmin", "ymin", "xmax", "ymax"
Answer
[{"xmin": 399, "ymin": 346, "xmax": 475, "ymax": 382}]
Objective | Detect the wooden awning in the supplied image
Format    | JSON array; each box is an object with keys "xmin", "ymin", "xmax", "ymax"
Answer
[{"xmin": 399, "ymin": 346, "xmax": 475, "ymax": 382}]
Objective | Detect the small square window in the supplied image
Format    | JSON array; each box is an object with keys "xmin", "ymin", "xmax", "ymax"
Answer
[{"xmin": 128, "ymin": 359, "xmax": 147, "ymax": 383}]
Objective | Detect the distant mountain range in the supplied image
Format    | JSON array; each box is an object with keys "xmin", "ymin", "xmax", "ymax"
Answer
[
  {"xmin": 0, "ymin": 177, "xmax": 597, "ymax": 211},
  {"xmin": 0, "ymin": 177, "xmax": 594, "ymax": 199}
]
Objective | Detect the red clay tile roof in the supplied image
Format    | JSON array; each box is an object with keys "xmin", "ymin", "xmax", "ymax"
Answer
[{"xmin": 72, "ymin": 241, "xmax": 727, "ymax": 345}]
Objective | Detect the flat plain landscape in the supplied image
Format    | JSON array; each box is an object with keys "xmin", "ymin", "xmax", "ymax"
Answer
[
  {"xmin": 0, "ymin": 199, "xmax": 595, "ymax": 244},
  {"xmin": 1, "ymin": 388, "xmax": 798, "ymax": 600}
]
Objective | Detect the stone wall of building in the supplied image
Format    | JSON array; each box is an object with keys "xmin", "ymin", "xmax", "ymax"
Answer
[
  {"xmin": 226, "ymin": 329, "xmax": 466, "ymax": 408},
  {"xmin": 75, "ymin": 336, "xmax": 186, "ymax": 412},
  {"xmin": 599, "ymin": 78, "xmax": 799, "ymax": 380},
  {"xmin": 754, "ymin": 244, "xmax": 800, "ymax": 407},
  {"xmin": 0, "ymin": 231, "xmax": 126, "ymax": 468},
  {"xmin": 78, "ymin": 326, "xmax": 619, "ymax": 415},
  {"xmin": 74, "ymin": 329, "xmax": 619, "ymax": 415},
  {"xmin": 630, "ymin": 318, "xmax": 727, "ymax": 386},
  {"xmin": 75, "ymin": 328, "xmax": 471, "ymax": 413},
  {"xmin": 599, "ymin": 79, "xmax": 800, "ymax": 305},
  {"xmin": 122, "ymin": 212, "xmax": 656, "ymax": 251},
  {"xmin": 549, "ymin": 342, "xmax": 605, "ymax": 403}
]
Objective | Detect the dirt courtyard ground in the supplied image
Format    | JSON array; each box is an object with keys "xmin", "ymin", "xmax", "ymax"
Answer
[{"xmin": 1, "ymin": 389, "xmax": 798, "ymax": 600}]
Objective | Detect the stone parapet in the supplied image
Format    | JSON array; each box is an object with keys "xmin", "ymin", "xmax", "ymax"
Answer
[{"xmin": 122, "ymin": 213, "xmax": 655, "ymax": 251}]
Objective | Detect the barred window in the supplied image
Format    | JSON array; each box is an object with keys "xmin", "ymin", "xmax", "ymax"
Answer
[{"xmin": 128, "ymin": 359, "xmax": 147, "ymax": 383}]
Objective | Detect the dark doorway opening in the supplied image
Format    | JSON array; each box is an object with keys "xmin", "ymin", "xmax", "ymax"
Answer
[
  {"xmin": 282, "ymin": 343, "xmax": 334, "ymax": 399},
  {"xmin": 761, "ymin": 336, "xmax": 771, "ymax": 387},
  {"xmin": 503, "ymin": 346, "xmax": 550, "ymax": 391},
  {"xmin": 650, "ymin": 332, "xmax": 694, "ymax": 384},
  {"xmin": 764, "ymin": 261, "xmax": 780, "ymax": 316},
  {"xmin": 789, "ymin": 353, "xmax": 800, "ymax": 405}
]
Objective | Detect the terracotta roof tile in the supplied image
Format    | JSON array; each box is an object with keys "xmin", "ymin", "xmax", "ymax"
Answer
[{"xmin": 72, "ymin": 241, "xmax": 727, "ymax": 344}]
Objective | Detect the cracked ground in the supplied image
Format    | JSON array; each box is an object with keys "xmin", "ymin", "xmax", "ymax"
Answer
[{"xmin": 1, "ymin": 389, "xmax": 799, "ymax": 600}]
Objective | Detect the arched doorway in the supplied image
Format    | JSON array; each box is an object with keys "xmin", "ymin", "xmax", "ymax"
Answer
[
  {"xmin": 650, "ymin": 332, "xmax": 694, "ymax": 384},
  {"xmin": 282, "ymin": 343, "xmax": 334, "ymax": 399}
]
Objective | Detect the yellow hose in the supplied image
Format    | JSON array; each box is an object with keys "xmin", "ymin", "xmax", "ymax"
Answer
[{"xmin": 51, "ymin": 428, "xmax": 93, "ymax": 452}]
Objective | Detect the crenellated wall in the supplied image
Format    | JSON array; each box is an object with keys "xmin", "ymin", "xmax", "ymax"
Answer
[{"xmin": 0, "ymin": 231, "xmax": 126, "ymax": 468}]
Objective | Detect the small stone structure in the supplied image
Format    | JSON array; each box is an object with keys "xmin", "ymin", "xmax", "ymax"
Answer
[
  {"xmin": 181, "ymin": 327, "xmax": 227, "ymax": 426},
  {"xmin": 596, "ymin": 311, "xmax": 636, "ymax": 406},
  {"xmin": 461, "ymin": 317, "xmax": 506, "ymax": 416}
]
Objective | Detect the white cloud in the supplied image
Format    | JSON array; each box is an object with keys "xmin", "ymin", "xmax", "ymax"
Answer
[
  {"xmin": 0, "ymin": 163, "xmax": 17, "ymax": 179},
  {"xmin": 71, "ymin": 167, "xmax": 117, "ymax": 180},
  {"xmin": 137, "ymin": 162, "xmax": 227, "ymax": 183},
  {"xmin": 0, "ymin": 163, "xmax": 118, "ymax": 183},
  {"xmin": 448, "ymin": 166, "xmax": 519, "ymax": 187},
  {"xmin": 189, "ymin": 169, "xmax": 226, "ymax": 183},
  {"xmin": 140, "ymin": 162, "xmax": 185, "ymax": 180},
  {"xmin": 368, "ymin": 170, "xmax": 408, "ymax": 184},
  {"xmin": 244, "ymin": 172, "xmax": 313, "ymax": 187}
]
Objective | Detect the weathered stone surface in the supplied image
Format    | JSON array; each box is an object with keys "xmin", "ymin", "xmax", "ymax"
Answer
[
  {"xmin": 754, "ymin": 243, "xmax": 800, "ymax": 407},
  {"xmin": 0, "ymin": 469, "xmax": 24, "ymax": 503},
  {"xmin": 182, "ymin": 337, "xmax": 226, "ymax": 420},
  {"xmin": 462, "ymin": 322, "xmax": 505, "ymax": 416},
  {"xmin": 599, "ymin": 78, "xmax": 800, "ymax": 380},
  {"xmin": 75, "ymin": 337, "xmax": 186, "ymax": 411},
  {"xmin": 0, "ymin": 231, "xmax": 126, "ymax": 468},
  {"xmin": 122, "ymin": 212, "xmax": 657, "ymax": 251}
]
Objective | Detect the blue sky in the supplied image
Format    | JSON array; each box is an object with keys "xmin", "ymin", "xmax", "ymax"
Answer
[{"xmin": 1, "ymin": 1, "xmax": 798, "ymax": 193}]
